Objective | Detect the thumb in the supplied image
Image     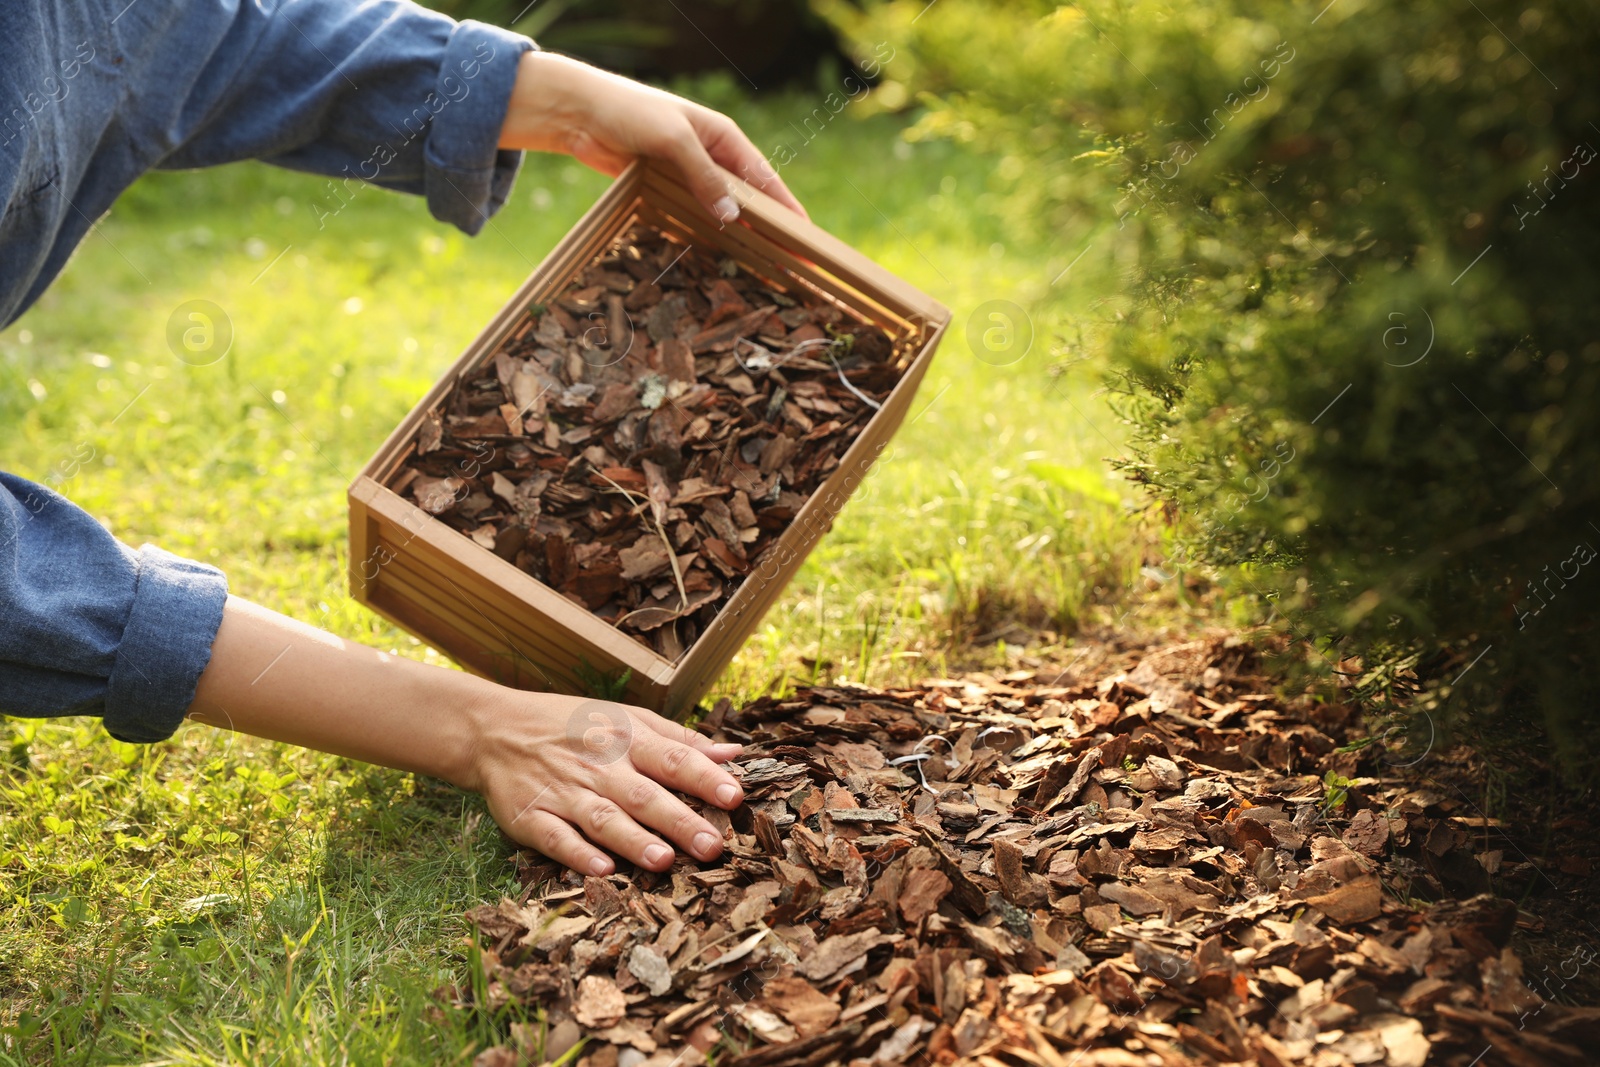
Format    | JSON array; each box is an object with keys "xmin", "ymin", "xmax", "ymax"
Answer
[{"xmin": 661, "ymin": 125, "xmax": 741, "ymax": 225}]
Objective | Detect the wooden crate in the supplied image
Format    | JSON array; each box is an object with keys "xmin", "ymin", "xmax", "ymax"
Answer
[{"xmin": 348, "ymin": 158, "xmax": 950, "ymax": 716}]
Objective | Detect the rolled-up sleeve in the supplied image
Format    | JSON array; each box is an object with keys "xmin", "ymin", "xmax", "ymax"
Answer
[
  {"xmin": 123, "ymin": 1, "xmax": 535, "ymax": 235},
  {"xmin": 0, "ymin": 472, "xmax": 227, "ymax": 744},
  {"xmin": 422, "ymin": 22, "xmax": 531, "ymax": 234}
]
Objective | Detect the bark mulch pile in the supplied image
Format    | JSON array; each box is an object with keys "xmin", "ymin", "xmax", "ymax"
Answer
[
  {"xmin": 387, "ymin": 223, "xmax": 912, "ymax": 661},
  {"xmin": 460, "ymin": 636, "xmax": 1597, "ymax": 1067}
]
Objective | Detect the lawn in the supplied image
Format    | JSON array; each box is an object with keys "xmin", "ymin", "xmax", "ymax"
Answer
[{"xmin": 0, "ymin": 89, "xmax": 1149, "ymax": 1063}]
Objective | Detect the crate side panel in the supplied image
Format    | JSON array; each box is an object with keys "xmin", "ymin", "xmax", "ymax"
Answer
[
  {"xmin": 669, "ymin": 320, "xmax": 945, "ymax": 710},
  {"xmin": 377, "ymin": 551, "xmax": 633, "ymax": 680},
  {"xmin": 373, "ymin": 558, "xmax": 576, "ymax": 689},
  {"xmin": 371, "ymin": 549, "xmax": 672, "ymax": 707},
  {"xmin": 347, "ymin": 484, "xmax": 380, "ymax": 601},
  {"xmin": 356, "ymin": 480, "xmax": 669, "ymax": 679},
  {"xmin": 367, "ymin": 582, "xmax": 538, "ymax": 689}
]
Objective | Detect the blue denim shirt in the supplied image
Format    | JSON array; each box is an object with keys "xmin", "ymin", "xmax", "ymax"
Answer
[{"xmin": 1, "ymin": 0, "xmax": 534, "ymax": 742}]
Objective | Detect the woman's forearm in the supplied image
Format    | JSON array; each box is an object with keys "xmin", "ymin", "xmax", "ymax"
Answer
[
  {"xmin": 186, "ymin": 596, "xmax": 493, "ymax": 788},
  {"xmin": 185, "ymin": 596, "xmax": 746, "ymax": 876}
]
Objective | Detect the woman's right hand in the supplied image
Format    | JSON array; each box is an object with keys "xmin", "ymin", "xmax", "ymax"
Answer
[
  {"xmin": 189, "ymin": 596, "xmax": 744, "ymax": 877},
  {"xmin": 460, "ymin": 691, "xmax": 747, "ymax": 875}
]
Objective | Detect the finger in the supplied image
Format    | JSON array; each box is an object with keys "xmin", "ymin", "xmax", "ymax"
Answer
[
  {"xmin": 609, "ymin": 770, "xmax": 726, "ymax": 862},
  {"xmin": 688, "ymin": 110, "xmax": 809, "ymax": 220},
  {"xmin": 631, "ymin": 728, "xmax": 745, "ymax": 810},
  {"xmin": 511, "ymin": 806, "xmax": 615, "ymax": 877},
  {"xmin": 691, "ymin": 111, "xmax": 804, "ymax": 215},
  {"xmin": 652, "ymin": 119, "xmax": 743, "ymax": 225},
  {"xmin": 634, "ymin": 707, "xmax": 743, "ymax": 763},
  {"xmin": 566, "ymin": 790, "xmax": 678, "ymax": 872}
]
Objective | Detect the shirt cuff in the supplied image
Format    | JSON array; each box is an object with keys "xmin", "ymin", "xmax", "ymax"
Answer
[
  {"xmin": 101, "ymin": 545, "xmax": 228, "ymax": 744},
  {"xmin": 424, "ymin": 20, "xmax": 536, "ymax": 235}
]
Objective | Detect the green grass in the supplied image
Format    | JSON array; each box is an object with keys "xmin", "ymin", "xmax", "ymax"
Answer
[{"xmin": 0, "ymin": 90, "xmax": 1145, "ymax": 1063}]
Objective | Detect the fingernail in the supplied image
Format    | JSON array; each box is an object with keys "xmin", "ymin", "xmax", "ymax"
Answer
[
  {"xmin": 712, "ymin": 195, "xmax": 740, "ymax": 223},
  {"xmin": 713, "ymin": 742, "xmax": 743, "ymax": 756},
  {"xmin": 693, "ymin": 831, "xmax": 720, "ymax": 858},
  {"xmin": 589, "ymin": 856, "xmax": 610, "ymax": 876},
  {"xmin": 717, "ymin": 783, "xmax": 740, "ymax": 806},
  {"xmin": 643, "ymin": 843, "xmax": 672, "ymax": 868}
]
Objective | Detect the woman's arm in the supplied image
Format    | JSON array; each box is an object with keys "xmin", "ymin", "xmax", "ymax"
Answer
[{"xmin": 187, "ymin": 596, "xmax": 745, "ymax": 877}]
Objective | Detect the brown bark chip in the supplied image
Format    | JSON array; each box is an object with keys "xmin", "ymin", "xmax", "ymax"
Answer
[
  {"xmin": 387, "ymin": 224, "xmax": 912, "ymax": 661},
  {"xmin": 462, "ymin": 636, "xmax": 1591, "ymax": 1066}
]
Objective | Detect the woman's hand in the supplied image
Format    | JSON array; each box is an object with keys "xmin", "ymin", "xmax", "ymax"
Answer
[
  {"xmin": 499, "ymin": 50, "xmax": 808, "ymax": 224},
  {"xmin": 188, "ymin": 597, "xmax": 743, "ymax": 876},
  {"xmin": 461, "ymin": 693, "xmax": 745, "ymax": 876}
]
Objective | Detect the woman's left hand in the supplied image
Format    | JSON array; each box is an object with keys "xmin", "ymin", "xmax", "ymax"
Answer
[{"xmin": 499, "ymin": 50, "xmax": 808, "ymax": 224}]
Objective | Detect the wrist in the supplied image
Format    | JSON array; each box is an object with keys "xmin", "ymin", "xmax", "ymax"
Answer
[
  {"xmin": 500, "ymin": 51, "xmax": 596, "ymax": 152},
  {"xmin": 439, "ymin": 675, "xmax": 515, "ymax": 795}
]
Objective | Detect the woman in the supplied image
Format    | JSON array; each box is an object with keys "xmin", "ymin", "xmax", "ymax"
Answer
[{"xmin": 1, "ymin": 0, "xmax": 809, "ymax": 879}]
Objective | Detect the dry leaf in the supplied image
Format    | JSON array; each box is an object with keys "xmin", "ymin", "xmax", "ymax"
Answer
[{"xmin": 573, "ymin": 974, "xmax": 626, "ymax": 1029}]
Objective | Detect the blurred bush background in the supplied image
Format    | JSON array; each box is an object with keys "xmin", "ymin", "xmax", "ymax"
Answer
[
  {"xmin": 420, "ymin": 0, "xmax": 851, "ymax": 86},
  {"xmin": 814, "ymin": 0, "xmax": 1600, "ymax": 774}
]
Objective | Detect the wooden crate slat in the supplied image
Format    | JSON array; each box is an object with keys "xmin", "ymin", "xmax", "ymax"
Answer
[
  {"xmin": 353, "ymin": 476, "xmax": 670, "ymax": 677},
  {"xmin": 376, "ymin": 554, "xmax": 581, "ymax": 672},
  {"xmin": 373, "ymin": 557, "xmax": 638, "ymax": 694},
  {"xmin": 374, "ymin": 554, "xmax": 673, "ymax": 703},
  {"xmin": 377, "ymin": 549, "xmax": 649, "ymax": 680},
  {"xmin": 348, "ymin": 489, "xmax": 379, "ymax": 601},
  {"xmin": 366, "ymin": 577, "xmax": 563, "ymax": 692},
  {"xmin": 639, "ymin": 162, "xmax": 947, "ymax": 329},
  {"xmin": 367, "ymin": 528, "xmax": 655, "ymax": 691}
]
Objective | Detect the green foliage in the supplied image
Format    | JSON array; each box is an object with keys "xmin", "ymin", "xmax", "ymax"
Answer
[
  {"xmin": 829, "ymin": 0, "xmax": 1600, "ymax": 766},
  {"xmin": 574, "ymin": 661, "xmax": 633, "ymax": 702},
  {"xmin": 1322, "ymin": 770, "xmax": 1353, "ymax": 811}
]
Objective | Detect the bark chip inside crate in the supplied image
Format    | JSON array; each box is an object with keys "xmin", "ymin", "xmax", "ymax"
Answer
[{"xmin": 387, "ymin": 222, "xmax": 916, "ymax": 661}]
